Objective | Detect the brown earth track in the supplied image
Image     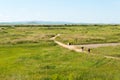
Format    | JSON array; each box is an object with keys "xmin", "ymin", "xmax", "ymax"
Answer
[{"xmin": 51, "ymin": 34, "xmax": 120, "ymax": 60}]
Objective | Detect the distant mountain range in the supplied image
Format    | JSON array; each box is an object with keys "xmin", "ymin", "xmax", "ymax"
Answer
[
  {"xmin": 0, "ymin": 21, "xmax": 76, "ymax": 25},
  {"xmin": 0, "ymin": 21, "xmax": 119, "ymax": 25}
]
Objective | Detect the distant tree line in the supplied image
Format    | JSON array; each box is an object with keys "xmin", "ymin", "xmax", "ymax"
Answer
[{"xmin": 0, "ymin": 24, "xmax": 120, "ymax": 27}]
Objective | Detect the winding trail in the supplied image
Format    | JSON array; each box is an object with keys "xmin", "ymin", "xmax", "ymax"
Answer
[
  {"xmin": 104, "ymin": 56, "xmax": 120, "ymax": 60},
  {"xmin": 51, "ymin": 34, "xmax": 120, "ymax": 60},
  {"xmin": 73, "ymin": 43, "xmax": 120, "ymax": 48},
  {"xmin": 50, "ymin": 34, "xmax": 61, "ymax": 40},
  {"xmin": 54, "ymin": 40, "xmax": 83, "ymax": 52},
  {"xmin": 50, "ymin": 34, "xmax": 83, "ymax": 52}
]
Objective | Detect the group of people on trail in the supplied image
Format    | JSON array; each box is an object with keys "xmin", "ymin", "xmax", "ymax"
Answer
[
  {"xmin": 67, "ymin": 42, "xmax": 91, "ymax": 53},
  {"xmin": 81, "ymin": 46, "xmax": 91, "ymax": 53},
  {"xmin": 67, "ymin": 42, "xmax": 71, "ymax": 45}
]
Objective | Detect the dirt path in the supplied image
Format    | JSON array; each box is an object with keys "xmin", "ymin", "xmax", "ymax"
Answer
[
  {"xmin": 55, "ymin": 39, "xmax": 120, "ymax": 60},
  {"xmin": 50, "ymin": 34, "xmax": 61, "ymax": 40},
  {"xmin": 104, "ymin": 56, "xmax": 120, "ymax": 60},
  {"xmin": 50, "ymin": 34, "xmax": 83, "ymax": 52},
  {"xmin": 55, "ymin": 40, "xmax": 83, "ymax": 52},
  {"xmin": 51, "ymin": 34, "xmax": 120, "ymax": 60},
  {"xmin": 73, "ymin": 43, "xmax": 120, "ymax": 48}
]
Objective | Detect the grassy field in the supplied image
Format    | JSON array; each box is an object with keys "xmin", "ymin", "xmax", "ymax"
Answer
[
  {"xmin": 55, "ymin": 25, "xmax": 120, "ymax": 44},
  {"xmin": 92, "ymin": 45, "xmax": 120, "ymax": 57},
  {"xmin": 0, "ymin": 25, "xmax": 120, "ymax": 80},
  {"xmin": 0, "ymin": 25, "xmax": 120, "ymax": 45}
]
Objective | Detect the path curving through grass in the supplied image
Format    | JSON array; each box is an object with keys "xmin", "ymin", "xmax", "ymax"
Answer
[{"xmin": 51, "ymin": 34, "xmax": 120, "ymax": 60}]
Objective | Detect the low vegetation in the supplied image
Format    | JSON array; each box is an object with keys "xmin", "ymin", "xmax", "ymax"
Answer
[
  {"xmin": 92, "ymin": 45, "xmax": 120, "ymax": 57},
  {"xmin": 56, "ymin": 25, "xmax": 120, "ymax": 44},
  {"xmin": 0, "ymin": 25, "xmax": 120, "ymax": 80}
]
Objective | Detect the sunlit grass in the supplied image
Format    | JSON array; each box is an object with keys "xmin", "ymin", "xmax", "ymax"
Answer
[
  {"xmin": 0, "ymin": 25, "xmax": 120, "ymax": 80},
  {"xmin": 0, "ymin": 41, "xmax": 120, "ymax": 80}
]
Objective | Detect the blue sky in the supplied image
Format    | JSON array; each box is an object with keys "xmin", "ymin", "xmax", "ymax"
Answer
[{"xmin": 0, "ymin": 0, "xmax": 120, "ymax": 23}]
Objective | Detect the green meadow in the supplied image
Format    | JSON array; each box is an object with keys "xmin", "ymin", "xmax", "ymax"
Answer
[{"xmin": 0, "ymin": 25, "xmax": 120, "ymax": 80}]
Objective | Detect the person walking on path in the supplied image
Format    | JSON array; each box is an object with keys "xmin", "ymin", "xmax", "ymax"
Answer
[
  {"xmin": 81, "ymin": 46, "xmax": 84, "ymax": 51},
  {"xmin": 88, "ymin": 48, "xmax": 91, "ymax": 53}
]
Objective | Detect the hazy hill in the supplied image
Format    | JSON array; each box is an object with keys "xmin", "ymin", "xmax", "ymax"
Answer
[{"xmin": 0, "ymin": 21, "xmax": 75, "ymax": 25}]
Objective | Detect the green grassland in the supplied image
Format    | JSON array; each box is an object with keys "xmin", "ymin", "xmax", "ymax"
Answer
[
  {"xmin": 0, "ymin": 25, "xmax": 120, "ymax": 45},
  {"xmin": 0, "ymin": 25, "xmax": 120, "ymax": 80},
  {"xmin": 55, "ymin": 25, "xmax": 120, "ymax": 44},
  {"xmin": 92, "ymin": 45, "xmax": 120, "ymax": 57}
]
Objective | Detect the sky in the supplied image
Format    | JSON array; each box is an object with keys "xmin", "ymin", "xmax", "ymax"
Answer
[{"xmin": 0, "ymin": 0, "xmax": 120, "ymax": 23}]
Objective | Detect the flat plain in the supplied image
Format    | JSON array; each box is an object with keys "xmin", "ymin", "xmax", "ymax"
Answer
[{"xmin": 0, "ymin": 25, "xmax": 120, "ymax": 80}]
